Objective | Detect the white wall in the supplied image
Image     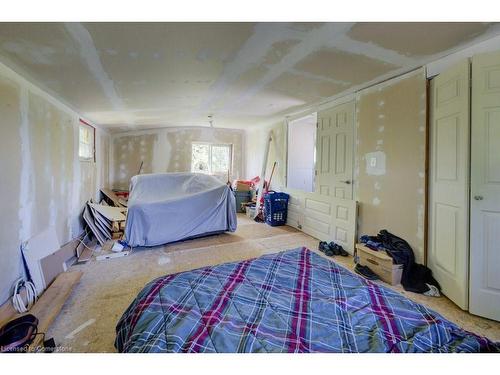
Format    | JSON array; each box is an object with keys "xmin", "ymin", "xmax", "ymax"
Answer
[
  {"xmin": 0, "ymin": 61, "xmax": 110, "ymax": 304},
  {"xmin": 109, "ymin": 127, "xmax": 245, "ymax": 190},
  {"xmin": 245, "ymin": 121, "xmax": 287, "ymax": 189},
  {"xmin": 287, "ymin": 114, "xmax": 316, "ymax": 192}
]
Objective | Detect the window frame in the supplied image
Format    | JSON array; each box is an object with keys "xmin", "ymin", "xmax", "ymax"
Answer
[
  {"xmin": 191, "ymin": 141, "xmax": 233, "ymax": 177},
  {"xmin": 79, "ymin": 119, "xmax": 96, "ymax": 163}
]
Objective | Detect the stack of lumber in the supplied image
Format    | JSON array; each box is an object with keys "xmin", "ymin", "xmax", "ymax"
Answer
[
  {"xmin": 100, "ymin": 188, "xmax": 128, "ymax": 208},
  {"xmin": 83, "ymin": 200, "xmax": 127, "ymax": 246}
]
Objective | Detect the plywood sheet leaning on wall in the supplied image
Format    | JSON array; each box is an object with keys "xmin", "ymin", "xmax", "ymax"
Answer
[{"xmin": 355, "ymin": 69, "xmax": 427, "ymax": 263}]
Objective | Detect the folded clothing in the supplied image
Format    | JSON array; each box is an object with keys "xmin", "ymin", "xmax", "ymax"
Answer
[{"xmin": 359, "ymin": 235, "xmax": 385, "ymax": 251}]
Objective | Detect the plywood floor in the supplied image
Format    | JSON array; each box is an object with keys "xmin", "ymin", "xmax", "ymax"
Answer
[{"xmin": 47, "ymin": 214, "xmax": 500, "ymax": 352}]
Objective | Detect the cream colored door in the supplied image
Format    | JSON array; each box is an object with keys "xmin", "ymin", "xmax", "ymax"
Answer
[
  {"xmin": 469, "ymin": 51, "xmax": 500, "ymax": 321},
  {"xmin": 283, "ymin": 188, "xmax": 357, "ymax": 254},
  {"xmin": 428, "ymin": 60, "xmax": 470, "ymax": 310},
  {"xmin": 316, "ymin": 102, "xmax": 354, "ymax": 199}
]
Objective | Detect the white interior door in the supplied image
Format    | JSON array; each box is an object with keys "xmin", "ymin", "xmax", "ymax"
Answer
[
  {"xmin": 428, "ymin": 60, "xmax": 470, "ymax": 310},
  {"xmin": 316, "ymin": 102, "xmax": 354, "ymax": 199},
  {"xmin": 284, "ymin": 188, "xmax": 357, "ymax": 254},
  {"xmin": 469, "ymin": 51, "xmax": 500, "ymax": 321}
]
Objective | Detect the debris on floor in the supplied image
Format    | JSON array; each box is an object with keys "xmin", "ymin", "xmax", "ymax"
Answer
[
  {"xmin": 83, "ymin": 195, "xmax": 127, "ymax": 246},
  {"xmin": 1, "ymin": 271, "xmax": 82, "ymax": 352},
  {"xmin": 94, "ymin": 239, "xmax": 130, "ymax": 262}
]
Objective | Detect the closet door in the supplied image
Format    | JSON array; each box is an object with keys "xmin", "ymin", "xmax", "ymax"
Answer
[
  {"xmin": 428, "ymin": 60, "xmax": 470, "ymax": 310},
  {"xmin": 316, "ymin": 101, "xmax": 354, "ymax": 199},
  {"xmin": 469, "ymin": 51, "xmax": 500, "ymax": 321}
]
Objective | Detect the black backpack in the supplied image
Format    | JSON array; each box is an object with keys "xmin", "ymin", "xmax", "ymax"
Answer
[{"xmin": 0, "ymin": 314, "xmax": 38, "ymax": 353}]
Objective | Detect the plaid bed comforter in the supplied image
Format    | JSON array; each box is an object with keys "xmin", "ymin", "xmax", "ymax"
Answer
[{"xmin": 115, "ymin": 247, "xmax": 499, "ymax": 353}]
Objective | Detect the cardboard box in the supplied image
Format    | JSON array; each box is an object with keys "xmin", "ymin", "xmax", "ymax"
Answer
[
  {"xmin": 356, "ymin": 243, "xmax": 403, "ymax": 285},
  {"xmin": 234, "ymin": 181, "xmax": 251, "ymax": 191}
]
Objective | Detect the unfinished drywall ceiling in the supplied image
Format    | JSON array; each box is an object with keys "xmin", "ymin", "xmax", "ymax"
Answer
[
  {"xmin": 294, "ymin": 48, "xmax": 398, "ymax": 84},
  {"xmin": 348, "ymin": 23, "xmax": 492, "ymax": 57},
  {"xmin": 0, "ymin": 22, "xmax": 499, "ymax": 131}
]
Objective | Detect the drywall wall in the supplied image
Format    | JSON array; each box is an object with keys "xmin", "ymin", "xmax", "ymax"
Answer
[
  {"xmin": 245, "ymin": 121, "xmax": 287, "ymax": 189},
  {"xmin": 355, "ymin": 69, "xmax": 427, "ymax": 263},
  {"xmin": 0, "ymin": 62, "xmax": 110, "ymax": 304},
  {"xmin": 0, "ymin": 73, "xmax": 23, "ymax": 307},
  {"xmin": 110, "ymin": 127, "xmax": 245, "ymax": 190},
  {"xmin": 246, "ymin": 70, "xmax": 426, "ymax": 262}
]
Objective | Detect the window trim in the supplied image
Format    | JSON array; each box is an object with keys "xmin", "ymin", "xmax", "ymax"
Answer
[
  {"xmin": 191, "ymin": 141, "xmax": 233, "ymax": 177},
  {"xmin": 79, "ymin": 119, "xmax": 96, "ymax": 163}
]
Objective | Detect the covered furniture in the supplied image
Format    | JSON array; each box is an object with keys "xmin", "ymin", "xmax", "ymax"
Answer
[{"xmin": 124, "ymin": 172, "xmax": 237, "ymax": 247}]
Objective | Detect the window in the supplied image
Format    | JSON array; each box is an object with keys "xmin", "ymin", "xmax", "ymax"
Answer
[
  {"xmin": 79, "ymin": 120, "xmax": 95, "ymax": 161},
  {"xmin": 191, "ymin": 142, "xmax": 232, "ymax": 177}
]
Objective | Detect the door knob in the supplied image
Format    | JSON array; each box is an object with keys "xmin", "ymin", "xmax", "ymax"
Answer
[
  {"xmin": 474, "ymin": 195, "xmax": 483, "ymax": 201},
  {"xmin": 341, "ymin": 180, "xmax": 351, "ymax": 185}
]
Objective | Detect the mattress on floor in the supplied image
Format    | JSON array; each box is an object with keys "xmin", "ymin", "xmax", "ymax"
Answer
[
  {"xmin": 115, "ymin": 247, "xmax": 499, "ymax": 353},
  {"xmin": 124, "ymin": 172, "xmax": 237, "ymax": 247}
]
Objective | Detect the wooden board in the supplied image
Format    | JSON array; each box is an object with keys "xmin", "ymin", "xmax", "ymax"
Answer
[
  {"xmin": 0, "ymin": 300, "xmax": 17, "ymax": 328},
  {"xmin": 356, "ymin": 243, "xmax": 402, "ymax": 285},
  {"xmin": 0, "ymin": 271, "xmax": 82, "ymax": 351},
  {"xmin": 28, "ymin": 271, "xmax": 83, "ymax": 351},
  {"xmin": 22, "ymin": 227, "xmax": 61, "ymax": 294},
  {"xmin": 77, "ymin": 247, "xmax": 93, "ymax": 263},
  {"xmin": 89, "ymin": 203, "xmax": 126, "ymax": 222},
  {"xmin": 100, "ymin": 188, "xmax": 125, "ymax": 207}
]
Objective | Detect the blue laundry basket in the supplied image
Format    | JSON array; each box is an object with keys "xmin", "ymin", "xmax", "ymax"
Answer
[{"xmin": 263, "ymin": 191, "xmax": 289, "ymax": 226}]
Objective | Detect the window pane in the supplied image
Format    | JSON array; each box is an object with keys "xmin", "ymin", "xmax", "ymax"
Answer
[
  {"xmin": 191, "ymin": 143, "xmax": 210, "ymax": 174},
  {"xmin": 211, "ymin": 145, "xmax": 230, "ymax": 174},
  {"xmin": 79, "ymin": 123, "xmax": 94, "ymax": 160}
]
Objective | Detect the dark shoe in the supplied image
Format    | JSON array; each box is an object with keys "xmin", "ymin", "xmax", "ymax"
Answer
[
  {"xmin": 354, "ymin": 264, "xmax": 379, "ymax": 280},
  {"xmin": 318, "ymin": 241, "xmax": 335, "ymax": 257},
  {"xmin": 328, "ymin": 242, "xmax": 349, "ymax": 257},
  {"xmin": 318, "ymin": 241, "xmax": 328, "ymax": 253}
]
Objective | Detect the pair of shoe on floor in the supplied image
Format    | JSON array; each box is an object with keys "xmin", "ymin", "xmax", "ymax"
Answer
[
  {"xmin": 354, "ymin": 264, "xmax": 379, "ymax": 280},
  {"xmin": 318, "ymin": 241, "xmax": 349, "ymax": 257}
]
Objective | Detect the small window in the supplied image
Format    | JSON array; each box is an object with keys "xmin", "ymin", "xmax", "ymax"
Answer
[
  {"xmin": 79, "ymin": 120, "xmax": 95, "ymax": 161},
  {"xmin": 191, "ymin": 142, "xmax": 232, "ymax": 177}
]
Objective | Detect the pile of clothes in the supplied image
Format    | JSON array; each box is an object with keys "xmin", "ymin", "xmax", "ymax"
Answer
[{"xmin": 359, "ymin": 230, "xmax": 441, "ymax": 296}]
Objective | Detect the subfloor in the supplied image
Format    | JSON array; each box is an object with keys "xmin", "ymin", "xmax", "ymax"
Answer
[{"xmin": 47, "ymin": 214, "xmax": 500, "ymax": 352}]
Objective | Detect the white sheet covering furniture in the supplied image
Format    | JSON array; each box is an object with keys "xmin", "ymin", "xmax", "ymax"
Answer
[{"xmin": 124, "ymin": 172, "xmax": 237, "ymax": 247}]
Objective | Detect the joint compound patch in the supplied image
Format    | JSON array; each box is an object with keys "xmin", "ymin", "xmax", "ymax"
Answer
[
  {"xmin": 158, "ymin": 256, "xmax": 171, "ymax": 265},
  {"xmin": 372, "ymin": 197, "xmax": 381, "ymax": 206}
]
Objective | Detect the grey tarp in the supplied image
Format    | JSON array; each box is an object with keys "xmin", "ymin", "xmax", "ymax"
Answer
[{"xmin": 124, "ymin": 172, "xmax": 237, "ymax": 247}]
